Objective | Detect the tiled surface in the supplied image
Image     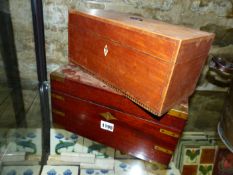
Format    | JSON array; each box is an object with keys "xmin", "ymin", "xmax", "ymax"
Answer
[
  {"xmin": 7, "ymin": 128, "xmax": 42, "ymax": 156},
  {"xmin": 81, "ymin": 169, "xmax": 114, "ymax": 175},
  {"xmin": 50, "ymin": 128, "xmax": 84, "ymax": 155},
  {"xmin": 114, "ymin": 159, "xmax": 147, "ymax": 175},
  {"xmin": 0, "ymin": 128, "xmax": 42, "ymax": 162},
  {"xmin": 175, "ymin": 136, "xmax": 219, "ymax": 175},
  {"xmin": 83, "ymin": 138, "xmax": 115, "ymax": 158},
  {"xmin": 41, "ymin": 165, "xmax": 79, "ymax": 175},
  {"xmin": 1, "ymin": 165, "xmax": 41, "ymax": 175},
  {"xmin": 47, "ymin": 128, "xmax": 183, "ymax": 175}
]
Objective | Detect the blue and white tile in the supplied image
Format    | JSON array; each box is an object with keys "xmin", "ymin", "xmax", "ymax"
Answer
[
  {"xmin": 1, "ymin": 152, "xmax": 26, "ymax": 162},
  {"xmin": 60, "ymin": 152, "xmax": 95, "ymax": 164},
  {"xmin": 50, "ymin": 128, "xmax": 84, "ymax": 155},
  {"xmin": 1, "ymin": 165, "xmax": 41, "ymax": 175},
  {"xmin": 80, "ymin": 158, "xmax": 115, "ymax": 170},
  {"xmin": 41, "ymin": 165, "xmax": 79, "ymax": 175},
  {"xmin": 83, "ymin": 139, "xmax": 114, "ymax": 158},
  {"xmin": 114, "ymin": 159, "xmax": 147, "ymax": 175},
  {"xmin": 81, "ymin": 169, "xmax": 115, "ymax": 175},
  {"xmin": 6, "ymin": 128, "xmax": 42, "ymax": 156}
]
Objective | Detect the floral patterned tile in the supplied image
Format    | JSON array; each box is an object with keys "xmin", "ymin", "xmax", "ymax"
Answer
[
  {"xmin": 114, "ymin": 159, "xmax": 147, "ymax": 175},
  {"xmin": 41, "ymin": 165, "xmax": 79, "ymax": 175},
  {"xmin": 1, "ymin": 165, "xmax": 41, "ymax": 175},
  {"xmin": 50, "ymin": 128, "xmax": 84, "ymax": 155},
  {"xmin": 197, "ymin": 164, "xmax": 213, "ymax": 175},
  {"xmin": 183, "ymin": 147, "xmax": 201, "ymax": 165},
  {"xmin": 80, "ymin": 169, "xmax": 115, "ymax": 175},
  {"xmin": 83, "ymin": 139, "xmax": 114, "ymax": 158},
  {"xmin": 6, "ymin": 128, "xmax": 42, "ymax": 156}
]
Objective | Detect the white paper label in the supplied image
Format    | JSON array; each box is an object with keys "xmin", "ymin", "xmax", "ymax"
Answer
[{"xmin": 100, "ymin": 120, "xmax": 114, "ymax": 132}]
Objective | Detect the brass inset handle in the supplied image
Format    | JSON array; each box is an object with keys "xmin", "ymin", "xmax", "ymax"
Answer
[
  {"xmin": 51, "ymin": 93, "xmax": 64, "ymax": 101},
  {"xmin": 160, "ymin": 129, "xmax": 179, "ymax": 138},
  {"xmin": 99, "ymin": 112, "xmax": 117, "ymax": 121},
  {"xmin": 52, "ymin": 109, "xmax": 65, "ymax": 117},
  {"xmin": 167, "ymin": 109, "xmax": 188, "ymax": 120},
  {"xmin": 154, "ymin": 145, "xmax": 172, "ymax": 155}
]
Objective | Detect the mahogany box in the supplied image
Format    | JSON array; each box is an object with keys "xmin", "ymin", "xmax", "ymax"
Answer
[
  {"xmin": 50, "ymin": 65, "xmax": 188, "ymax": 165},
  {"xmin": 68, "ymin": 9, "xmax": 214, "ymax": 116}
]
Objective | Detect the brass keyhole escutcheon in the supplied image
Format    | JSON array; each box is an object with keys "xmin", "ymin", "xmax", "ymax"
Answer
[
  {"xmin": 99, "ymin": 112, "xmax": 117, "ymax": 121},
  {"xmin": 104, "ymin": 45, "xmax": 108, "ymax": 57}
]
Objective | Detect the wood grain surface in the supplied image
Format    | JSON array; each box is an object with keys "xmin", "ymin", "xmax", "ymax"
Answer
[
  {"xmin": 68, "ymin": 9, "xmax": 214, "ymax": 115},
  {"xmin": 50, "ymin": 65, "xmax": 187, "ymax": 165}
]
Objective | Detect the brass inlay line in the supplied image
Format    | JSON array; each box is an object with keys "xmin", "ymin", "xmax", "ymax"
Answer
[
  {"xmin": 160, "ymin": 128, "xmax": 179, "ymax": 138},
  {"xmin": 51, "ymin": 93, "xmax": 64, "ymax": 101},
  {"xmin": 168, "ymin": 109, "xmax": 188, "ymax": 120},
  {"xmin": 52, "ymin": 109, "xmax": 65, "ymax": 117},
  {"xmin": 70, "ymin": 61, "xmax": 161, "ymax": 116},
  {"xmin": 154, "ymin": 145, "xmax": 173, "ymax": 155},
  {"xmin": 99, "ymin": 112, "xmax": 117, "ymax": 121}
]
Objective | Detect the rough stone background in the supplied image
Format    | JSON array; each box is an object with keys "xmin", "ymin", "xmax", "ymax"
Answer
[{"xmin": 1, "ymin": 0, "xmax": 233, "ymax": 90}]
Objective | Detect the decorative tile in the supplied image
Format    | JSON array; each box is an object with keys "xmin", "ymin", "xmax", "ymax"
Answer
[
  {"xmin": 198, "ymin": 164, "xmax": 213, "ymax": 175},
  {"xmin": 6, "ymin": 128, "xmax": 42, "ymax": 156},
  {"xmin": 61, "ymin": 152, "xmax": 95, "ymax": 163},
  {"xmin": 213, "ymin": 147, "xmax": 233, "ymax": 175},
  {"xmin": 80, "ymin": 158, "xmax": 115, "ymax": 170},
  {"xmin": 1, "ymin": 165, "xmax": 41, "ymax": 175},
  {"xmin": 114, "ymin": 159, "xmax": 147, "ymax": 175},
  {"xmin": 183, "ymin": 148, "xmax": 201, "ymax": 165},
  {"xmin": 80, "ymin": 169, "xmax": 114, "ymax": 175},
  {"xmin": 83, "ymin": 138, "xmax": 114, "ymax": 158},
  {"xmin": 173, "ymin": 138, "xmax": 213, "ymax": 171},
  {"xmin": 1, "ymin": 152, "xmax": 25, "ymax": 162},
  {"xmin": 50, "ymin": 128, "xmax": 84, "ymax": 155},
  {"xmin": 200, "ymin": 146, "xmax": 217, "ymax": 164},
  {"xmin": 182, "ymin": 165, "xmax": 198, "ymax": 175},
  {"xmin": 41, "ymin": 165, "xmax": 79, "ymax": 175}
]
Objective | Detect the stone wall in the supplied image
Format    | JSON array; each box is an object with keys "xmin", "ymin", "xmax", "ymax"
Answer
[{"xmin": 1, "ymin": 0, "xmax": 233, "ymax": 90}]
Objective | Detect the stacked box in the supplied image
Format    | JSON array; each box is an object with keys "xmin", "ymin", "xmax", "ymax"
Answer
[{"xmin": 50, "ymin": 65, "xmax": 188, "ymax": 165}]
